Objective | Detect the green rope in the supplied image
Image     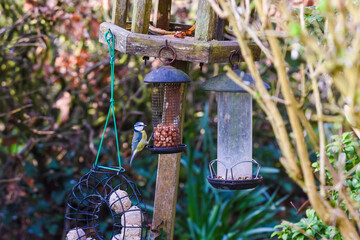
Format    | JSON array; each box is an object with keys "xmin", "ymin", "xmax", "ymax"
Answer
[{"xmin": 94, "ymin": 30, "xmax": 124, "ymax": 172}]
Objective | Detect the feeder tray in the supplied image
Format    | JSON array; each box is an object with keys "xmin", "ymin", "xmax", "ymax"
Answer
[
  {"xmin": 207, "ymin": 159, "xmax": 263, "ymax": 190},
  {"xmin": 65, "ymin": 167, "xmax": 149, "ymax": 240},
  {"xmin": 146, "ymin": 144, "xmax": 186, "ymax": 154},
  {"xmin": 144, "ymin": 63, "xmax": 190, "ymax": 154}
]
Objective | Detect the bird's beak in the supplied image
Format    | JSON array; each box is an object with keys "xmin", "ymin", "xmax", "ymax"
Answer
[{"xmin": 144, "ymin": 124, "xmax": 147, "ymax": 127}]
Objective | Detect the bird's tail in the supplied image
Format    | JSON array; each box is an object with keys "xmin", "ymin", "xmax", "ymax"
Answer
[{"xmin": 130, "ymin": 151, "xmax": 136, "ymax": 166}]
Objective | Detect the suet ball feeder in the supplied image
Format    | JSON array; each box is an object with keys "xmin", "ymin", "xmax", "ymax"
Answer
[{"xmin": 65, "ymin": 167, "xmax": 149, "ymax": 240}]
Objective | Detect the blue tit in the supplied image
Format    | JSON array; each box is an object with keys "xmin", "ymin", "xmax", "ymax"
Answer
[{"xmin": 130, "ymin": 122, "xmax": 152, "ymax": 166}]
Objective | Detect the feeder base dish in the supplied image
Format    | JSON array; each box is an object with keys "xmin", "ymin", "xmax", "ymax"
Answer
[
  {"xmin": 207, "ymin": 175, "xmax": 263, "ymax": 190},
  {"xmin": 146, "ymin": 144, "xmax": 186, "ymax": 154}
]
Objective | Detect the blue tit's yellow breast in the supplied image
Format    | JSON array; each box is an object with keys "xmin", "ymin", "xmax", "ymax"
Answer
[{"xmin": 136, "ymin": 130, "xmax": 147, "ymax": 150}]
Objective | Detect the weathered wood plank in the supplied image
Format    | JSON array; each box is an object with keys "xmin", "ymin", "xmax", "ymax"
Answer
[
  {"xmin": 99, "ymin": 22, "xmax": 130, "ymax": 53},
  {"xmin": 99, "ymin": 22, "xmax": 261, "ymax": 63},
  {"xmin": 153, "ymin": 0, "xmax": 172, "ymax": 29},
  {"xmin": 195, "ymin": 0, "xmax": 217, "ymax": 41},
  {"xmin": 127, "ymin": 33, "xmax": 210, "ymax": 62},
  {"xmin": 131, "ymin": 0, "xmax": 152, "ymax": 34},
  {"xmin": 152, "ymin": 153, "xmax": 182, "ymax": 239},
  {"xmin": 208, "ymin": 41, "xmax": 261, "ymax": 63},
  {"xmin": 111, "ymin": 0, "xmax": 129, "ymax": 28}
]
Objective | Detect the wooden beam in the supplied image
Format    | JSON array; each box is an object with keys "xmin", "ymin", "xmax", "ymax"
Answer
[
  {"xmin": 131, "ymin": 0, "xmax": 152, "ymax": 34},
  {"xmin": 99, "ymin": 22, "xmax": 261, "ymax": 63},
  {"xmin": 111, "ymin": 0, "xmax": 129, "ymax": 28}
]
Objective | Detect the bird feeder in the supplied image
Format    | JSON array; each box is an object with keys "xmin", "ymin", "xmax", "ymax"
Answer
[
  {"xmin": 65, "ymin": 167, "xmax": 149, "ymax": 240},
  {"xmin": 200, "ymin": 52, "xmax": 269, "ymax": 190},
  {"xmin": 144, "ymin": 44, "xmax": 190, "ymax": 154}
]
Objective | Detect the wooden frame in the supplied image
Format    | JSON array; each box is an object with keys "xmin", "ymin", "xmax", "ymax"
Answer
[{"xmin": 99, "ymin": 22, "xmax": 261, "ymax": 63}]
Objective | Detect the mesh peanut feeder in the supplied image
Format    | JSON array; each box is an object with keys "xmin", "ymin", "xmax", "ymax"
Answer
[
  {"xmin": 200, "ymin": 50, "xmax": 269, "ymax": 190},
  {"xmin": 64, "ymin": 30, "xmax": 149, "ymax": 239},
  {"xmin": 145, "ymin": 42, "xmax": 190, "ymax": 154}
]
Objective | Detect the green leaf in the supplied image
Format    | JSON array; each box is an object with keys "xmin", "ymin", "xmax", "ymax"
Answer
[{"xmin": 289, "ymin": 23, "xmax": 301, "ymax": 37}]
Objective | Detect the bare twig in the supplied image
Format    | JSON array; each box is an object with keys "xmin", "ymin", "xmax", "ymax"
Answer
[{"xmin": 0, "ymin": 104, "xmax": 33, "ymax": 117}]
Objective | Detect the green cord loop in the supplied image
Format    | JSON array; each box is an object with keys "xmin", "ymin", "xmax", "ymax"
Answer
[{"xmin": 93, "ymin": 29, "xmax": 124, "ymax": 172}]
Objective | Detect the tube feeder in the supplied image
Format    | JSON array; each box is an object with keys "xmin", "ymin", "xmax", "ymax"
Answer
[{"xmin": 200, "ymin": 60, "xmax": 269, "ymax": 190}]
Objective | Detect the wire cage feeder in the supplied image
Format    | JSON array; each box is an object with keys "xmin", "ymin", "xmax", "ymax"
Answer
[
  {"xmin": 145, "ymin": 45, "xmax": 190, "ymax": 154},
  {"xmin": 200, "ymin": 52, "xmax": 269, "ymax": 190},
  {"xmin": 65, "ymin": 167, "xmax": 149, "ymax": 240}
]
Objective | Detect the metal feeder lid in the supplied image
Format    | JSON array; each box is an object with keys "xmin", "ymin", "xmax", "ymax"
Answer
[
  {"xmin": 144, "ymin": 65, "xmax": 191, "ymax": 83},
  {"xmin": 199, "ymin": 69, "xmax": 270, "ymax": 92}
]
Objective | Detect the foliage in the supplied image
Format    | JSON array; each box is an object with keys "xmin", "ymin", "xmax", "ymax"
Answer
[
  {"xmin": 272, "ymin": 209, "xmax": 342, "ymax": 240},
  {"xmin": 272, "ymin": 132, "xmax": 360, "ymax": 239}
]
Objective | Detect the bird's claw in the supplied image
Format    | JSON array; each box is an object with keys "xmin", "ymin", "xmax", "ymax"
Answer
[{"xmin": 147, "ymin": 132, "xmax": 154, "ymax": 145}]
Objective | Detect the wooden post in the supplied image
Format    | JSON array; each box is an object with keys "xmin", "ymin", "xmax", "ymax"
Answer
[
  {"xmin": 131, "ymin": 0, "xmax": 152, "ymax": 34},
  {"xmin": 195, "ymin": 0, "xmax": 218, "ymax": 41},
  {"xmin": 153, "ymin": 0, "xmax": 172, "ymax": 29},
  {"xmin": 111, "ymin": 0, "xmax": 129, "ymax": 28}
]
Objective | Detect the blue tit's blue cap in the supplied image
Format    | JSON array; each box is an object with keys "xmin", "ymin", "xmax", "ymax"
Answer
[{"xmin": 134, "ymin": 122, "xmax": 146, "ymax": 126}]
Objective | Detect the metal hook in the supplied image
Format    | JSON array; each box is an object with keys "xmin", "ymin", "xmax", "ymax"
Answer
[
  {"xmin": 157, "ymin": 40, "xmax": 177, "ymax": 65},
  {"xmin": 229, "ymin": 49, "xmax": 241, "ymax": 69},
  {"xmin": 143, "ymin": 56, "xmax": 149, "ymax": 65}
]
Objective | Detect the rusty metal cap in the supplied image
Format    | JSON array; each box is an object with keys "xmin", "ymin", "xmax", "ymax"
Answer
[
  {"xmin": 200, "ymin": 69, "xmax": 270, "ymax": 92},
  {"xmin": 144, "ymin": 66, "xmax": 191, "ymax": 83}
]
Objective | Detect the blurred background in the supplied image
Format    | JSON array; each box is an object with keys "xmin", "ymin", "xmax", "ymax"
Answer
[{"xmin": 0, "ymin": 0, "xmax": 310, "ymax": 239}]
